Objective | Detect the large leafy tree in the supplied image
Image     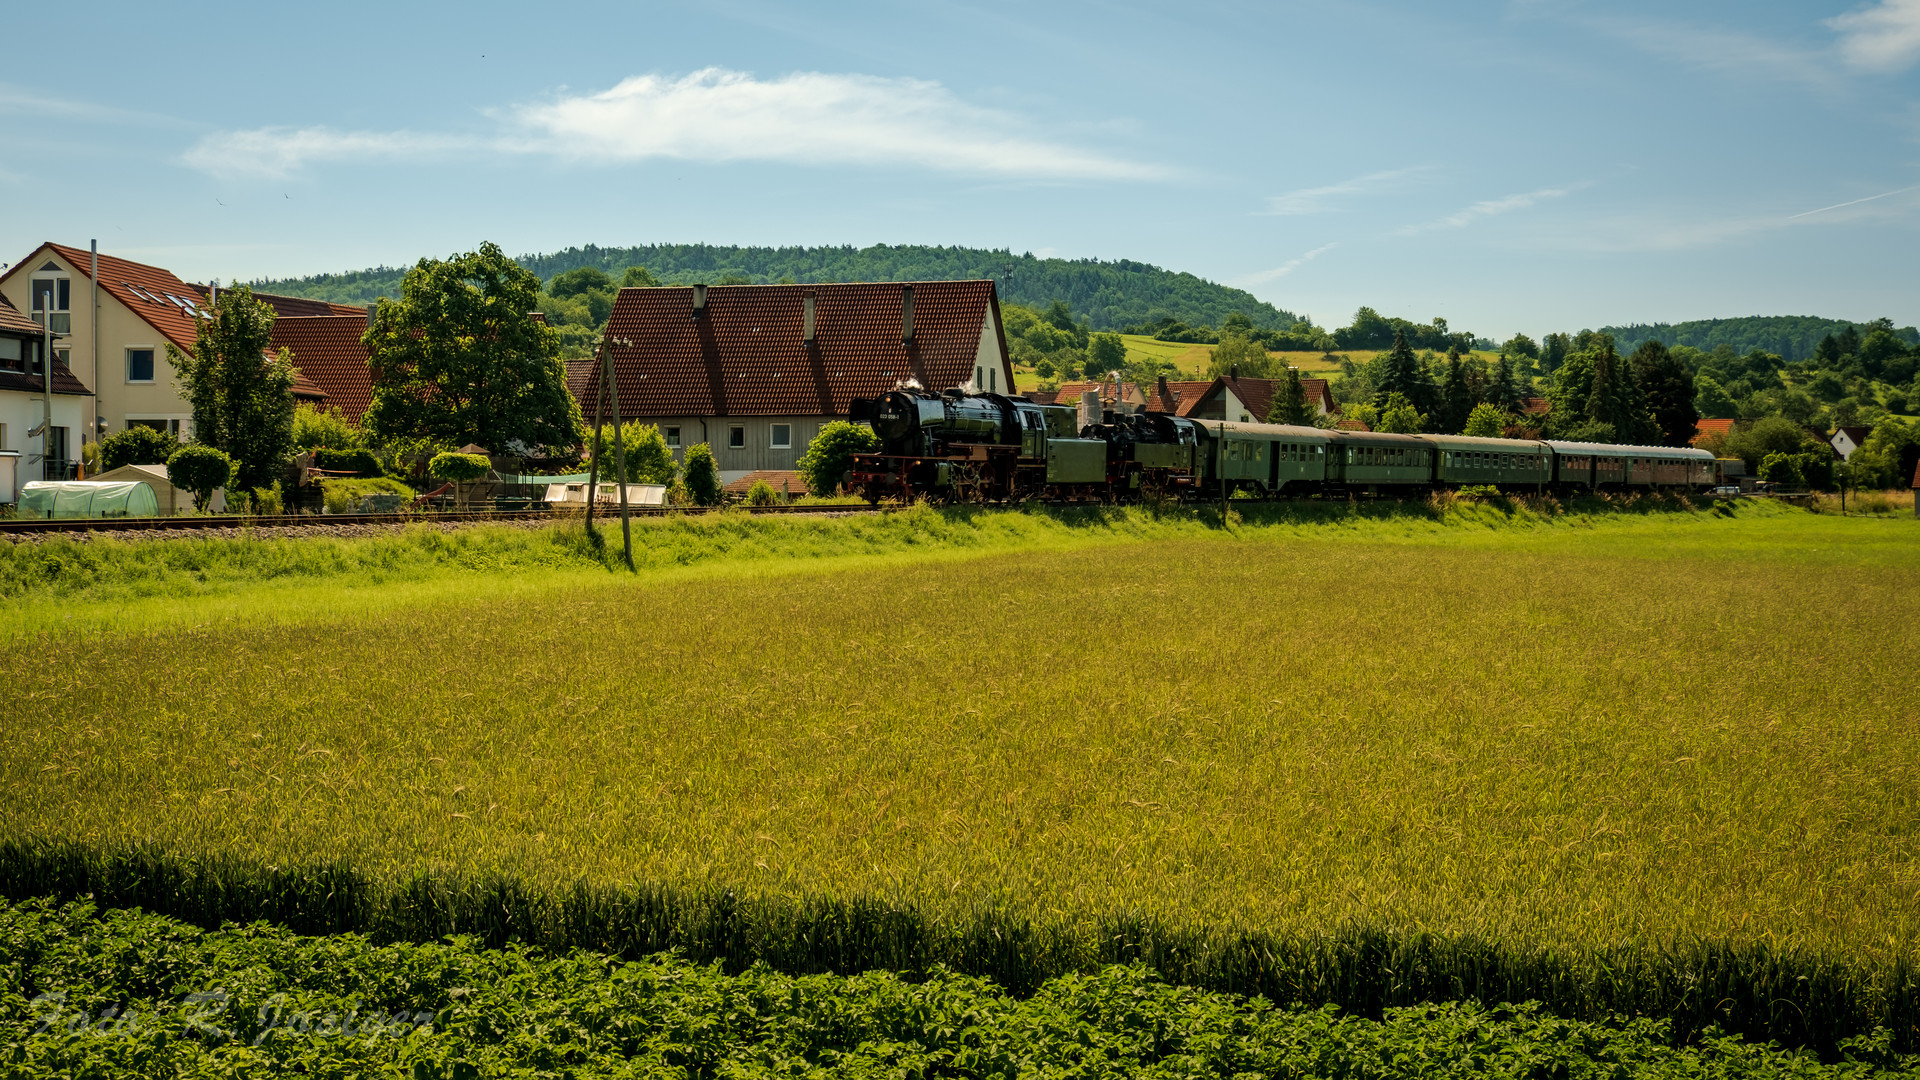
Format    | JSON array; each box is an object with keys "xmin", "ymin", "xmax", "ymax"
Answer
[
  {"xmin": 167, "ymin": 285, "xmax": 296, "ymax": 492},
  {"xmin": 1629, "ymin": 340, "xmax": 1699, "ymax": 446},
  {"xmin": 365, "ymin": 243, "xmax": 586, "ymax": 454}
]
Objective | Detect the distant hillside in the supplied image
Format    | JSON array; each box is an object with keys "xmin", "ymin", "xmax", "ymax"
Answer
[
  {"xmin": 1599, "ymin": 315, "xmax": 1919, "ymax": 364},
  {"xmin": 247, "ymin": 243, "xmax": 1300, "ymax": 332}
]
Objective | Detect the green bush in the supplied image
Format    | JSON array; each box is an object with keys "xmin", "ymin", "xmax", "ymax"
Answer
[
  {"xmin": 97, "ymin": 425, "xmax": 181, "ymax": 472},
  {"xmin": 1759, "ymin": 452, "xmax": 1805, "ymax": 489},
  {"xmin": 796, "ymin": 420, "xmax": 880, "ymax": 496},
  {"xmin": 320, "ymin": 477, "xmax": 414, "ymax": 514},
  {"xmin": 312, "ymin": 447, "xmax": 382, "ymax": 478},
  {"xmin": 591, "ymin": 421, "xmax": 677, "ymax": 484},
  {"xmin": 249, "ymin": 482, "xmax": 284, "ymax": 516},
  {"xmin": 743, "ymin": 478, "xmax": 780, "ymax": 506},
  {"xmin": 683, "ymin": 443, "xmax": 722, "ymax": 506},
  {"xmin": 165, "ymin": 445, "xmax": 235, "ymax": 512},
  {"xmin": 428, "ymin": 452, "xmax": 490, "ymax": 483},
  {"xmin": 290, "ymin": 404, "xmax": 367, "ymax": 451}
]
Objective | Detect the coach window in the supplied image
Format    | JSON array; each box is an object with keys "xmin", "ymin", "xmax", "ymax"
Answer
[
  {"xmin": 729, "ymin": 426, "xmax": 745, "ymax": 449},
  {"xmin": 771, "ymin": 424, "xmax": 791, "ymax": 449}
]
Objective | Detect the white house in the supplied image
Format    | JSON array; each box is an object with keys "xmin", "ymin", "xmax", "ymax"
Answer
[{"xmin": 0, "ymin": 293, "xmax": 91, "ymax": 486}]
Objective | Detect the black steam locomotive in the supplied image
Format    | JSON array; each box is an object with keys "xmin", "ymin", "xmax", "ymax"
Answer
[{"xmin": 846, "ymin": 386, "xmax": 1720, "ymax": 504}]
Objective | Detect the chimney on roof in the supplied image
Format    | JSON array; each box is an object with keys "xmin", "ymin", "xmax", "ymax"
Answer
[
  {"xmin": 803, "ymin": 293, "xmax": 816, "ymax": 345},
  {"xmin": 1157, "ymin": 374, "xmax": 1169, "ymax": 400},
  {"xmin": 1230, "ymin": 364, "xmax": 1238, "ymax": 379},
  {"xmin": 692, "ymin": 284, "xmax": 707, "ymax": 321},
  {"xmin": 365, "ymin": 303, "xmax": 375, "ymax": 326},
  {"xmin": 900, "ymin": 285, "xmax": 915, "ymax": 346}
]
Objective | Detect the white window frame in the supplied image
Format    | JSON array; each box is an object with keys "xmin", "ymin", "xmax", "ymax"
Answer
[
  {"xmin": 770, "ymin": 423, "xmax": 791, "ymax": 449},
  {"xmin": 664, "ymin": 426, "xmax": 681, "ymax": 448},
  {"xmin": 126, "ymin": 345, "xmax": 158, "ymax": 384},
  {"xmin": 728, "ymin": 425, "xmax": 745, "ymax": 449},
  {"xmin": 125, "ymin": 416, "xmax": 186, "ymax": 440}
]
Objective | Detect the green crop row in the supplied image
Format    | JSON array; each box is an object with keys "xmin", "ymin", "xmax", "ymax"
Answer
[
  {"xmin": 4, "ymin": 895, "xmax": 1913, "ymax": 1079},
  {"xmin": 2, "ymin": 838, "xmax": 1914, "ymax": 1059}
]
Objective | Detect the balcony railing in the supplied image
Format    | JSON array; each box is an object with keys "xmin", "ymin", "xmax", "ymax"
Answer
[{"xmin": 40, "ymin": 458, "xmax": 77, "ymax": 481}]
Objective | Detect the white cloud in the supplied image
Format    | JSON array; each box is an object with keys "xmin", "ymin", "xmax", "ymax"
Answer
[
  {"xmin": 182, "ymin": 128, "xmax": 476, "ymax": 180},
  {"xmin": 1828, "ymin": 0, "xmax": 1920, "ymax": 72},
  {"xmin": 1399, "ymin": 186, "xmax": 1577, "ymax": 233},
  {"xmin": 1241, "ymin": 243, "xmax": 1337, "ymax": 285},
  {"xmin": 0, "ymin": 83, "xmax": 192, "ymax": 128},
  {"xmin": 1261, "ymin": 167, "xmax": 1435, "ymax": 216},
  {"xmin": 182, "ymin": 68, "xmax": 1161, "ymax": 182},
  {"xmin": 1578, "ymin": 16, "xmax": 1836, "ymax": 89}
]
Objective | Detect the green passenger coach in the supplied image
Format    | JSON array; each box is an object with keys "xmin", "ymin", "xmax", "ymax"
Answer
[
  {"xmin": 1187, "ymin": 420, "xmax": 1334, "ymax": 496},
  {"xmin": 1326, "ymin": 431, "xmax": 1434, "ymax": 491},
  {"xmin": 1546, "ymin": 441, "xmax": 1718, "ymax": 490},
  {"xmin": 1428, "ymin": 435, "xmax": 1553, "ymax": 490}
]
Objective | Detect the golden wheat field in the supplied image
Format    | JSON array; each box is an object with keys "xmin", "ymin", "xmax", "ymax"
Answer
[{"xmin": 3, "ymin": 505, "xmax": 1917, "ymax": 965}]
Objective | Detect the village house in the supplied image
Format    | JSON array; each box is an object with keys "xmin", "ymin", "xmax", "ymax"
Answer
[
  {"xmin": 1144, "ymin": 373, "xmax": 1336, "ymax": 422},
  {"xmin": 589, "ymin": 281, "xmax": 1012, "ymax": 479},
  {"xmin": 1831, "ymin": 425, "xmax": 1872, "ymax": 461},
  {"xmin": 0, "ymin": 244, "xmax": 354, "ymax": 450},
  {"xmin": 0, "ymin": 293, "xmax": 92, "ymax": 489}
]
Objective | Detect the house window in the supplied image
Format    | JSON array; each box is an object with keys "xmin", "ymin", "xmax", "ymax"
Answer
[
  {"xmin": 30, "ymin": 277, "xmax": 71, "ymax": 334},
  {"xmin": 129, "ymin": 418, "xmax": 182, "ymax": 439},
  {"xmin": 770, "ymin": 424, "xmax": 791, "ymax": 449},
  {"xmin": 128, "ymin": 349, "xmax": 155, "ymax": 383},
  {"xmin": 664, "ymin": 427, "xmax": 681, "ymax": 447},
  {"xmin": 729, "ymin": 426, "xmax": 745, "ymax": 449},
  {"xmin": 0, "ymin": 337, "xmax": 19, "ymax": 372}
]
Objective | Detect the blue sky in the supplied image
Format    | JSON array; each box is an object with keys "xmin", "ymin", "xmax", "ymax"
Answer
[{"xmin": 4, "ymin": 0, "xmax": 1918, "ymax": 340}]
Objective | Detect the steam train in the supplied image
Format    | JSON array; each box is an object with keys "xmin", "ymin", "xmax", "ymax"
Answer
[{"xmin": 845, "ymin": 386, "xmax": 1719, "ymax": 504}]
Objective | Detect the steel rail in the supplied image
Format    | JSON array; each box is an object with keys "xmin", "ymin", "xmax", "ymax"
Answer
[{"xmin": 0, "ymin": 503, "xmax": 886, "ymax": 536}]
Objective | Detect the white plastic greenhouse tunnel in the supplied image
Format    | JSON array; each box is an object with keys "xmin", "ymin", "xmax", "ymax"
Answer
[{"xmin": 17, "ymin": 480, "xmax": 160, "ymax": 519}]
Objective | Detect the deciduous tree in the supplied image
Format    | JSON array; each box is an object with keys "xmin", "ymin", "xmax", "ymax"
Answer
[
  {"xmin": 365, "ymin": 243, "xmax": 586, "ymax": 455},
  {"xmin": 796, "ymin": 421, "xmax": 879, "ymax": 496},
  {"xmin": 167, "ymin": 285, "xmax": 296, "ymax": 492},
  {"xmin": 1629, "ymin": 340, "xmax": 1699, "ymax": 446}
]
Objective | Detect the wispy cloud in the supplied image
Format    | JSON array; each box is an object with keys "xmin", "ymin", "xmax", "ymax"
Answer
[
  {"xmin": 1398, "ymin": 186, "xmax": 1579, "ymax": 234},
  {"xmin": 182, "ymin": 68, "xmax": 1163, "ymax": 182},
  {"xmin": 1577, "ymin": 16, "xmax": 1836, "ymax": 89},
  {"xmin": 1241, "ymin": 243, "xmax": 1337, "ymax": 285},
  {"xmin": 0, "ymin": 83, "xmax": 193, "ymax": 128},
  {"xmin": 1828, "ymin": 0, "xmax": 1920, "ymax": 72},
  {"xmin": 1260, "ymin": 167, "xmax": 1435, "ymax": 216}
]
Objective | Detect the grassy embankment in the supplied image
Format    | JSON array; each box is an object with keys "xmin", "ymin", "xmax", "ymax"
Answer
[{"xmin": 2, "ymin": 499, "xmax": 1917, "ymax": 1052}]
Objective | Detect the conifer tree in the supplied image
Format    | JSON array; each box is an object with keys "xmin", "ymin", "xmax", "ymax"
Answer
[
  {"xmin": 1268, "ymin": 368, "xmax": 1314, "ymax": 426},
  {"xmin": 1439, "ymin": 356, "xmax": 1474, "ymax": 433},
  {"xmin": 1374, "ymin": 327, "xmax": 1421, "ymax": 406}
]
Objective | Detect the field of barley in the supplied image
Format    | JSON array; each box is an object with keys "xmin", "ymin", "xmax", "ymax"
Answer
[{"xmin": 2, "ymin": 498, "xmax": 1917, "ymax": 1048}]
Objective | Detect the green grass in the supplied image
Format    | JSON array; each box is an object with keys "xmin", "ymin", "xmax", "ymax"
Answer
[
  {"xmin": 14, "ymin": 898, "xmax": 1911, "ymax": 1078},
  {"xmin": 3, "ymin": 499, "xmax": 1917, "ymax": 1051}
]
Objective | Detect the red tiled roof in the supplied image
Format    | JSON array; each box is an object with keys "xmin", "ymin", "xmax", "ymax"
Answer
[
  {"xmin": 1302, "ymin": 378, "xmax": 1334, "ymax": 414},
  {"xmin": 1522, "ymin": 396, "xmax": 1552, "ymax": 415},
  {"xmin": 269, "ymin": 315, "xmax": 373, "ymax": 422},
  {"xmin": 1143, "ymin": 378, "xmax": 1214, "ymax": 416},
  {"xmin": 1691, "ymin": 418, "xmax": 1736, "ymax": 446},
  {"xmin": 1055, "ymin": 380, "xmax": 1148, "ymax": 407},
  {"xmin": 724, "ymin": 469, "xmax": 811, "ymax": 497},
  {"xmin": 566, "ymin": 358, "xmax": 598, "ymax": 409},
  {"xmin": 1833, "ymin": 425, "xmax": 1872, "ymax": 445},
  {"xmin": 12, "ymin": 243, "xmax": 209, "ymax": 353},
  {"xmin": 595, "ymin": 282, "xmax": 1007, "ymax": 418},
  {"xmin": 1335, "ymin": 418, "xmax": 1372, "ymax": 431},
  {"xmin": 190, "ymin": 283, "xmax": 365, "ymax": 320},
  {"xmin": 0, "ymin": 292, "xmax": 43, "ymax": 336}
]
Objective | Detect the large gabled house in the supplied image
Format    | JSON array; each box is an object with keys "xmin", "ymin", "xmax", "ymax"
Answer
[
  {"xmin": 0, "ymin": 244, "xmax": 360, "ymax": 449},
  {"xmin": 1142, "ymin": 374, "xmax": 1335, "ymax": 422},
  {"xmin": 589, "ymin": 281, "xmax": 1012, "ymax": 477},
  {"xmin": 0, "ymin": 293, "xmax": 92, "ymax": 485}
]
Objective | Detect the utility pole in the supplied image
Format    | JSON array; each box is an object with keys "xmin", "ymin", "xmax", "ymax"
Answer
[
  {"xmin": 605, "ymin": 335, "xmax": 635, "ymax": 571},
  {"xmin": 39, "ymin": 287, "xmax": 53, "ymax": 479},
  {"xmin": 585, "ymin": 340, "xmax": 607, "ymax": 534}
]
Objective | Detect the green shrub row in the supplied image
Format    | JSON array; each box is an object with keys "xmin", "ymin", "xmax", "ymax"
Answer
[
  {"xmin": 7, "ymin": 896, "xmax": 1910, "ymax": 1078},
  {"xmin": 0, "ymin": 837, "xmax": 1911, "ymax": 1058}
]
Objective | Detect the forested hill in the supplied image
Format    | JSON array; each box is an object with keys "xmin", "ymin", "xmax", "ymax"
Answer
[
  {"xmin": 247, "ymin": 244, "xmax": 1300, "ymax": 332},
  {"xmin": 1599, "ymin": 315, "xmax": 1920, "ymax": 364}
]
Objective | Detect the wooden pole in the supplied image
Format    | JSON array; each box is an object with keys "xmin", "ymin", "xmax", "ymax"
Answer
[
  {"xmin": 605, "ymin": 338, "xmax": 634, "ymax": 571},
  {"xmin": 585, "ymin": 342, "xmax": 607, "ymax": 534}
]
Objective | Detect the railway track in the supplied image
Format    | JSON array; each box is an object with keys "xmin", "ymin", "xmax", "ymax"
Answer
[{"xmin": 0, "ymin": 503, "xmax": 887, "ymax": 537}]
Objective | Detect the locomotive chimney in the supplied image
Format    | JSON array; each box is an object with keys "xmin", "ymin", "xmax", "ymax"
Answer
[
  {"xmin": 900, "ymin": 285, "xmax": 915, "ymax": 346},
  {"xmin": 692, "ymin": 283, "xmax": 707, "ymax": 321},
  {"xmin": 1080, "ymin": 389, "xmax": 1101, "ymax": 430},
  {"xmin": 803, "ymin": 293, "xmax": 816, "ymax": 345}
]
